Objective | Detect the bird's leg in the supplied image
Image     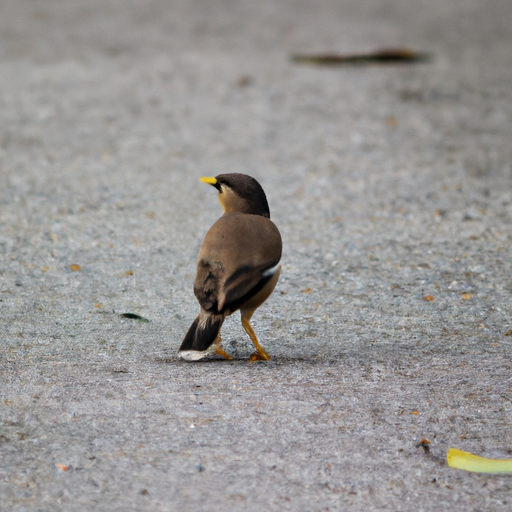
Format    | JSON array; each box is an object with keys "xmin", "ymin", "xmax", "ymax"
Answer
[
  {"xmin": 241, "ymin": 311, "xmax": 270, "ymax": 361},
  {"xmin": 213, "ymin": 333, "xmax": 232, "ymax": 360}
]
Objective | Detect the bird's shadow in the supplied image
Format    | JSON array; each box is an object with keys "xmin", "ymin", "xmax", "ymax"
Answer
[{"xmin": 151, "ymin": 354, "xmax": 334, "ymax": 367}]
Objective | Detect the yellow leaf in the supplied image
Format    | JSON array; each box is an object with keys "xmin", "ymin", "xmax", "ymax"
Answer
[
  {"xmin": 41, "ymin": 266, "xmax": 49, "ymax": 272},
  {"xmin": 55, "ymin": 463, "xmax": 69, "ymax": 472},
  {"xmin": 69, "ymin": 264, "xmax": 81, "ymax": 272},
  {"xmin": 447, "ymin": 447, "xmax": 512, "ymax": 473},
  {"xmin": 302, "ymin": 288, "xmax": 312, "ymax": 294},
  {"xmin": 462, "ymin": 293, "xmax": 472, "ymax": 300},
  {"xmin": 410, "ymin": 411, "xmax": 420, "ymax": 415},
  {"xmin": 423, "ymin": 295, "xmax": 435, "ymax": 301}
]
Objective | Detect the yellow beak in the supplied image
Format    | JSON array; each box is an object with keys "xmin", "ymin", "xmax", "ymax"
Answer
[{"xmin": 200, "ymin": 177, "xmax": 218, "ymax": 185}]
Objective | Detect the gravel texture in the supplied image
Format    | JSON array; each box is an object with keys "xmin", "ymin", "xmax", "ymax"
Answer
[{"xmin": 1, "ymin": 0, "xmax": 512, "ymax": 510}]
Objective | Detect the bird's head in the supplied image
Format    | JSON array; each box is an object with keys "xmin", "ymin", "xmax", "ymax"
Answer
[{"xmin": 200, "ymin": 173, "xmax": 271, "ymax": 218}]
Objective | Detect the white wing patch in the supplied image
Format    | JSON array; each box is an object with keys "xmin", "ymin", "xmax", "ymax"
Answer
[{"xmin": 262, "ymin": 262, "xmax": 281, "ymax": 278}]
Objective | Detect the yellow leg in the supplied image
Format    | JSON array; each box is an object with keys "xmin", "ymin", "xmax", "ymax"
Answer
[
  {"xmin": 213, "ymin": 333, "xmax": 232, "ymax": 360},
  {"xmin": 241, "ymin": 312, "xmax": 270, "ymax": 361}
]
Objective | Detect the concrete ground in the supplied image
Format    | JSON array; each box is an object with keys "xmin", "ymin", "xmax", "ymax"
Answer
[{"xmin": 1, "ymin": 0, "xmax": 512, "ymax": 510}]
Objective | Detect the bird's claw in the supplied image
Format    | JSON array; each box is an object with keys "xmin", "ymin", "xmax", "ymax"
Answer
[{"xmin": 248, "ymin": 351, "xmax": 271, "ymax": 362}]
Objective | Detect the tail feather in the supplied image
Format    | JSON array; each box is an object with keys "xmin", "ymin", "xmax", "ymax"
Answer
[{"xmin": 179, "ymin": 313, "xmax": 224, "ymax": 356}]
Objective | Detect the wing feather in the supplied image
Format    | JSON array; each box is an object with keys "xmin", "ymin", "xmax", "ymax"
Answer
[{"xmin": 194, "ymin": 213, "xmax": 281, "ymax": 313}]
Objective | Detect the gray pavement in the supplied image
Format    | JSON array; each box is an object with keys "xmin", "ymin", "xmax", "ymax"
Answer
[{"xmin": 1, "ymin": 0, "xmax": 512, "ymax": 510}]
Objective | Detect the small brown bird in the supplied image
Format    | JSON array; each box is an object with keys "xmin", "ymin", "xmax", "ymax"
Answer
[{"xmin": 178, "ymin": 173, "xmax": 282, "ymax": 361}]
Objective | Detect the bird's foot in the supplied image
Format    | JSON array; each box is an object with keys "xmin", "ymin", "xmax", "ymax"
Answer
[
  {"xmin": 212, "ymin": 333, "xmax": 232, "ymax": 360},
  {"xmin": 248, "ymin": 350, "xmax": 271, "ymax": 362},
  {"xmin": 215, "ymin": 346, "xmax": 232, "ymax": 360}
]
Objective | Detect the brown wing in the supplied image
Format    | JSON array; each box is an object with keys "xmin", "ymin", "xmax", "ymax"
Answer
[{"xmin": 194, "ymin": 212, "xmax": 282, "ymax": 313}]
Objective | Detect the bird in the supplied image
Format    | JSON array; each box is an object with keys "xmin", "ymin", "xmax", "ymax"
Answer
[{"xmin": 178, "ymin": 173, "xmax": 282, "ymax": 362}]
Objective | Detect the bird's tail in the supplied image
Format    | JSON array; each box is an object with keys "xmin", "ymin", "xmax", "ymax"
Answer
[{"xmin": 178, "ymin": 313, "xmax": 224, "ymax": 360}]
